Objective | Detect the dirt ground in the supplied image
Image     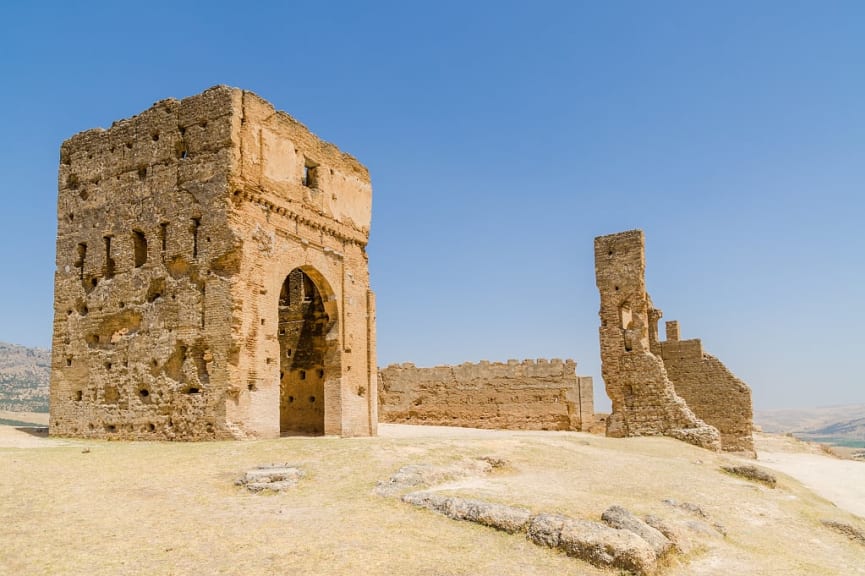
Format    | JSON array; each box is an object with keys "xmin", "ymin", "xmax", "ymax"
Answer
[{"xmin": 1, "ymin": 423, "xmax": 863, "ymax": 575}]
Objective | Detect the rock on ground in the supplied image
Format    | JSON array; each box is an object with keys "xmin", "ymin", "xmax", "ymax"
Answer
[
  {"xmin": 527, "ymin": 513, "xmax": 658, "ymax": 575},
  {"xmin": 721, "ymin": 465, "xmax": 777, "ymax": 488},
  {"xmin": 401, "ymin": 492, "xmax": 531, "ymax": 534},
  {"xmin": 602, "ymin": 505, "xmax": 673, "ymax": 556},
  {"xmin": 236, "ymin": 464, "xmax": 304, "ymax": 492}
]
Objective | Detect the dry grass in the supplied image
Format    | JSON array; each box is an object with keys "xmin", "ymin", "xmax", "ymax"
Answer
[{"xmin": 1, "ymin": 424, "xmax": 864, "ymax": 576}]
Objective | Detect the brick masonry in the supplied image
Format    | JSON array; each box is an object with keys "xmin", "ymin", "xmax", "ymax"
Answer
[
  {"xmin": 50, "ymin": 86, "xmax": 377, "ymax": 440},
  {"xmin": 595, "ymin": 230, "xmax": 754, "ymax": 453},
  {"xmin": 378, "ymin": 359, "xmax": 594, "ymax": 431}
]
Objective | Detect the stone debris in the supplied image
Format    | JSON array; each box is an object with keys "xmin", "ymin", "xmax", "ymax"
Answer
[
  {"xmin": 721, "ymin": 465, "xmax": 777, "ymax": 488},
  {"xmin": 821, "ymin": 520, "xmax": 865, "ymax": 546},
  {"xmin": 373, "ymin": 457, "xmax": 504, "ymax": 498},
  {"xmin": 399, "ymin": 493, "xmax": 673, "ymax": 576},
  {"xmin": 401, "ymin": 492, "xmax": 531, "ymax": 534},
  {"xmin": 602, "ymin": 505, "xmax": 673, "ymax": 556},
  {"xmin": 526, "ymin": 513, "xmax": 657, "ymax": 575},
  {"xmin": 236, "ymin": 464, "xmax": 304, "ymax": 492}
]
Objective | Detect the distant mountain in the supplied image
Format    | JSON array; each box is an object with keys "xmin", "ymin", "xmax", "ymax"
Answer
[
  {"xmin": 755, "ymin": 404, "xmax": 865, "ymax": 447},
  {"xmin": 0, "ymin": 342, "xmax": 50, "ymax": 412}
]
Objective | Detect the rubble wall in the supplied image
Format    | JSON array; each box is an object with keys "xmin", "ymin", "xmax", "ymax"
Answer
[
  {"xmin": 378, "ymin": 359, "xmax": 593, "ymax": 431},
  {"xmin": 50, "ymin": 86, "xmax": 377, "ymax": 440}
]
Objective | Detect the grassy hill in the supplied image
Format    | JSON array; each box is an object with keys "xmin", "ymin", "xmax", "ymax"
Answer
[
  {"xmin": 0, "ymin": 341, "xmax": 50, "ymax": 412},
  {"xmin": 1, "ymin": 424, "xmax": 863, "ymax": 575},
  {"xmin": 755, "ymin": 404, "xmax": 865, "ymax": 448}
]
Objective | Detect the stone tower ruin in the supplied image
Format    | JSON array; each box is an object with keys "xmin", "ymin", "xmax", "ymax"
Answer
[
  {"xmin": 50, "ymin": 86, "xmax": 377, "ymax": 440},
  {"xmin": 595, "ymin": 230, "xmax": 754, "ymax": 453}
]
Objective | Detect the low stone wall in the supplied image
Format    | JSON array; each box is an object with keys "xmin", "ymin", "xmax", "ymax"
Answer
[{"xmin": 377, "ymin": 359, "xmax": 593, "ymax": 431}]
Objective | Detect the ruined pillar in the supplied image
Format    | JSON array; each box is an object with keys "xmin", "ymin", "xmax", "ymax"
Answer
[{"xmin": 594, "ymin": 230, "xmax": 720, "ymax": 450}]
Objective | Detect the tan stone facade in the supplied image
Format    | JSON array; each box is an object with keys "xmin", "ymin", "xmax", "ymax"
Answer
[
  {"xmin": 378, "ymin": 359, "xmax": 594, "ymax": 431},
  {"xmin": 595, "ymin": 230, "xmax": 754, "ymax": 453},
  {"xmin": 50, "ymin": 86, "xmax": 377, "ymax": 440}
]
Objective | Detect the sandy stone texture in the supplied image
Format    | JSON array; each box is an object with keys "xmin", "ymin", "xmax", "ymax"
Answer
[{"xmin": 50, "ymin": 86, "xmax": 376, "ymax": 440}]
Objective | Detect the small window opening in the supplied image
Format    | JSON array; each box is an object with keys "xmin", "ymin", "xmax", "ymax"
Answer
[
  {"xmin": 288, "ymin": 395, "xmax": 295, "ymax": 403},
  {"xmin": 186, "ymin": 387, "xmax": 200, "ymax": 394},
  {"xmin": 261, "ymin": 318, "xmax": 265, "ymax": 326},
  {"xmin": 191, "ymin": 218, "xmax": 200, "ymax": 259},
  {"xmin": 74, "ymin": 243, "xmax": 87, "ymax": 280},
  {"xmin": 308, "ymin": 396, "xmax": 316, "ymax": 403},
  {"xmin": 302, "ymin": 160, "xmax": 319, "ymax": 188},
  {"xmin": 299, "ymin": 370, "xmax": 306, "ymax": 380},
  {"xmin": 317, "ymin": 369, "xmax": 324, "ymax": 379},
  {"xmin": 137, "ymin": 166, "xmax": 147, "ymax": 180},
  {"xmin": 148, "ymin": 423, "xmax": 156, "ymax": 432},
  {"xmin": 139, "ymin": 389, "xmax": 150, "ymax": 398},
  {"xmin": 66, "ymin": 356, "xmax": 73, "ymax": 367},
  {"xmin": 159, "ymin": 222, "xmax": 168, "ymax": 261},
  {"xmin": 133, "ymin": 230, "xmax": 147, "ymax": 267},
  {"xmin": 302, "ymin": 273, "xmax": 315, "ymax": 303},
  {"xmin": 74, "ymin": 390, "xmax": 83, "ymax": 401},
  {"xmin": 103, "ymin": 236, "xmax": 115, "ymax": 278}
]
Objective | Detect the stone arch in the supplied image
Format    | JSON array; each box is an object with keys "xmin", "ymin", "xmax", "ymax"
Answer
[{"xmin": 277, "ymin": 265, "xmax": 340, "ymax": 435}]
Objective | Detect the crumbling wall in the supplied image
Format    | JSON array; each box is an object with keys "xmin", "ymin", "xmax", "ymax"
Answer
[
  {"xmin": 50, "ymin": 86, "xmax": 377, "ymax": 440},
  {"xmin": 655, "ymin": 323, "xmax": 754, "ymax": 453},
  {"xmin": 378, "ymin": 359, "xmax": 593, "ymax": 431},
  {"xmin": 595, "ymin": 230, "xmax": 754, "ymax": 453},
  {"xmin": 595, "ymin": 231, "xmax": 721, "ymax": 450}
]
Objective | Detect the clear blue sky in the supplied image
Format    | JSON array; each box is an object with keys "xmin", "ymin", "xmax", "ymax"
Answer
[{"xmin": 1, "ymin": 1, "xmax": 862, "ymax": 410}]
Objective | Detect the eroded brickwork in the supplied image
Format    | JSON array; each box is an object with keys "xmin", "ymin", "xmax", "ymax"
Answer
[
  {"xmin": 50, "ymin": 86, "xmax": 377, "ymax": 440},
  {"xmin": 655, "ymin": 329, "xmax": 754, "ymax": 453},
  {"xmin": 595, "ymin": 230, "xmax": 754, "ymax": 453},
  {"xmin": 378, "ymin": 359, "xmax": 594, "ymax": 431}
]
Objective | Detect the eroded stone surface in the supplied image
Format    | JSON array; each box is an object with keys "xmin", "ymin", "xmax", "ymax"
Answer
[
  {"xmin": 50, "ymin": 86, "xmax": 377, "ymax": 440},
  {"xmin": 595, "ymin": 230, "xmax": 754, "ymax": 453},
  {"xmin": 236, "ymin": 464, "xmax": 304, "ymax": 492},
  {"xmin": 378, "ymin": 359, "xmax": 593, "ymax": 431},
  {"xmin": 721, "ymin": 465, "xmax": 777, "ymax": 488},
  {"xmin": 602, "ymin": 505, "xmax": 673, "ymax": 557}
]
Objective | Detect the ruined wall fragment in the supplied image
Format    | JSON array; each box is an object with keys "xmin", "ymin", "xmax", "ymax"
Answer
[
  {"xmin": 378, "ymin": 359, "xmax": 594, "ymax": 431},
  {"xmin": 655, "ymin": 323, "xmax": 754, "ymax": 454},
  {"xmin": 594, "ymin": 230, "xmax": 721, "ymax": 450}
]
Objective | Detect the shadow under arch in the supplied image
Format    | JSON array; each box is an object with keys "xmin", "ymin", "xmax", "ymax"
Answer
[{"xmin": 277, "ymin": 266, "xmax": 340, "ymax": 436}]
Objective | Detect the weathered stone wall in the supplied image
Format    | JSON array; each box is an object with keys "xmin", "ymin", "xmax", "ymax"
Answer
[
  {"xmin": 595, "ymin": 230, "xmax": 754, "ymax": 453},
  {"xmin": 655, "ymin": 330, "xmax": 754, "ymax": 453},
  {"xmin": 595, "ymin": 231, "xmax": 721, "ymax": 450},
  {"xmin": 50, "ymin": 86, "xmax": 377, "ymax": 440},
  {"xmin": 378, "ymin": 359, "xmax": 594, "ymax": 431}
]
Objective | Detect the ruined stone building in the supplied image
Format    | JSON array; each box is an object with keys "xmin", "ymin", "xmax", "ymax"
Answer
[
  {"xmin": 378, "ymin": 359, "xmax": 594, "ymax": 431},
  {"xmin": 595, "ymin": 230, "xmax": 754, "ymax": 453},
  {"xmin": 50, "ymin": 86, "xmax": 377, "ymax": 440}
]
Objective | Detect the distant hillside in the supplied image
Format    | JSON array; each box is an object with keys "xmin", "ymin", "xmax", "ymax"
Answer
[
  {"xmin": 0, "ymin": 342, "xmax": 50, "ymax": 412},
  {"xmin": 755, "ymin": 404, "xmax": 865, "ymax": 448}
]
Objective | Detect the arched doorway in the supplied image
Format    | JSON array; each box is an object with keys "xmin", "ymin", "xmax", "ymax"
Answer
[{"xmin": 278, "ymin": 268, "xmax": 337, "ymax": 435}]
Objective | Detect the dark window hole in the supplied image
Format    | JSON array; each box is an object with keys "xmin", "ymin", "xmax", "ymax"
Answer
[
  {"xmin": 186, "ymin": 387, "xmax": 200, "ymax": 394},
  {"xmin": 288, "ymin": 395, "xmax": 294, "ymax": 403},
  {"xmin": 74, "ymin": 390, "xmax": 83, "ymax": 401},
  {"xmin": 308, "ymin": 396, "xmax": 315, "ymax": 403},
  {"xmin": 139, "ymin": 389, "xmax": 150, "ymax": 398},
  {"xmin": 299, "ymin": 370, "xmax": 306, "ymax": 380}
]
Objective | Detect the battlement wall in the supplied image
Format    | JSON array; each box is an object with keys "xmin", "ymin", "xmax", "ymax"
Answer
[{"xmin": 378, "ymin": 359, "xmax": 593, "ymax": 431}]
